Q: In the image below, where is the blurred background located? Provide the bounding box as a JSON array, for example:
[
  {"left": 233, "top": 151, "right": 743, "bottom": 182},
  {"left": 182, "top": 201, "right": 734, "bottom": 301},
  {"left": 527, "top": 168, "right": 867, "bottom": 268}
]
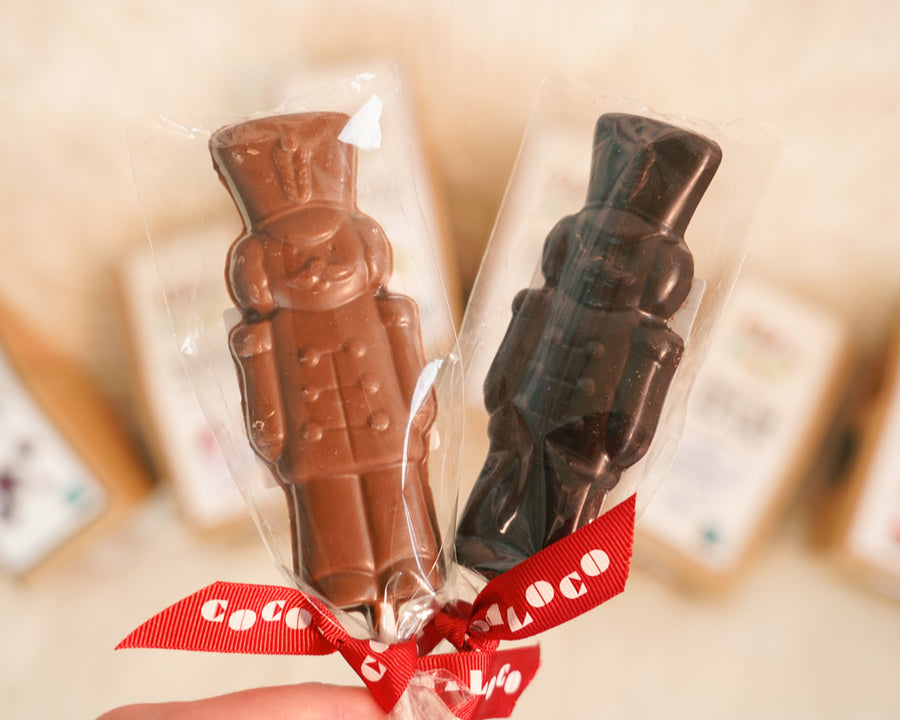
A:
[{"left": 2, "top": 1, "right": 900, "bottom": 718}]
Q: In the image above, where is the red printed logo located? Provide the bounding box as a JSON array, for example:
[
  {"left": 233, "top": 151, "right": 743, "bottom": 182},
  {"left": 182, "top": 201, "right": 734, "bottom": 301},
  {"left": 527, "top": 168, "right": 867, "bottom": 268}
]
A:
[
  {"left": 360, "top": 641, "right": 390, "bottom": 682},
  {"left": 470, "top": 548, "right": 610, "bottom": 635},
  {"left": 199, "top": 597, "right": 313, "bottom": 631},
  {"left": 467, "top": 496, "right": 633, "bottom": 642}
]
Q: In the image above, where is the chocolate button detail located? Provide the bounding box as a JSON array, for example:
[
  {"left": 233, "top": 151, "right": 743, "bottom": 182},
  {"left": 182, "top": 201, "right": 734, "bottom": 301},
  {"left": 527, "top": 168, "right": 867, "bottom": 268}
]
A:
[
  {"left": 585, "top": 341, "right": 605, "bottom": 360},
  {"left": 345, "top": 339, "right": 367, "bottom": 358},
  {"left": 300, "top": 422, "right": 323, "bottom": 443},
  {"left": 301, "top": 384, "right": 321, "bottom": 401},
  {"left": 297, "top": 347, "right": 320, "bottom": 366},
  {"left": 360, "top": 374, "right": 381, "bottom": 394}
]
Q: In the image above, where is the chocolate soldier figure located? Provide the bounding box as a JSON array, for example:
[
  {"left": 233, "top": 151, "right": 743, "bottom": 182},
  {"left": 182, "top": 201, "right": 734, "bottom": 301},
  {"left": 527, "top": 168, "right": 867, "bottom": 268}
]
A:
[
  {"left": 456, "top": 113, "right": 722, "bottom": 578},
  {"left": 210, "top": 112, "right": 443, "bottom": 635}
]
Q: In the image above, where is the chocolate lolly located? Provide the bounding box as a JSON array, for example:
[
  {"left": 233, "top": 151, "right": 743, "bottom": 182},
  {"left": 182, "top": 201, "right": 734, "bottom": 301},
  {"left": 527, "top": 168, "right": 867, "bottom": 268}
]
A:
[
  {"left": 210, "top": 113, "right": 443, "bottom": 633},
  {"left": 456, "top": 113, "right": 722, "bottom": 578}
]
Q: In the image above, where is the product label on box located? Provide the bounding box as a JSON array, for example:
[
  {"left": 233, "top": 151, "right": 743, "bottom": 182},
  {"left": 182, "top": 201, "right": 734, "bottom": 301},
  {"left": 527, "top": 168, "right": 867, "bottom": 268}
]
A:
[
  {"left": 124, "top": 241, "right": 247, "bottom": 529},
  {"left": 462, "top": 125, "right": 591, "bottom": 401},
  {"left": 846, "top": 349, "right": 900, "bottom": 576},
  {"left": 640, "top": 278, "right": 846, "bottom": 572},
  {"left": 0, "top": 347, "right": 106, "bottom": 574},
  {"left": 356, "top": 127, "right": 458, "bottom": 355}
]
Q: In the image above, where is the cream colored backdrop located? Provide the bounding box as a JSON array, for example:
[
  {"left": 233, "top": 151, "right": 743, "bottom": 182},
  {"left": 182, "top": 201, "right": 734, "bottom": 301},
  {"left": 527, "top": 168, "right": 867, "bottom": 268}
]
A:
[
  {"left": 3, "top": 0, "right": 899, "bottom": 402},
  {"left": 3, "top": 2, "right": 900, "bottom": 718}
]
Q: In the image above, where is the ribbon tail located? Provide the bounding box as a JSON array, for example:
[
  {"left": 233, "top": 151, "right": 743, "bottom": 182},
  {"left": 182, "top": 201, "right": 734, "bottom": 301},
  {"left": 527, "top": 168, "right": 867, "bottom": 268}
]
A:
[
  {"left": 339, "top": 638, "right": 418, "bottom": 712},
  {"left": 116, "top": 581, "right": 335, "bottom": 655},
  {"left": 418, "top": 644, "right": 541, "bottom": 720}
]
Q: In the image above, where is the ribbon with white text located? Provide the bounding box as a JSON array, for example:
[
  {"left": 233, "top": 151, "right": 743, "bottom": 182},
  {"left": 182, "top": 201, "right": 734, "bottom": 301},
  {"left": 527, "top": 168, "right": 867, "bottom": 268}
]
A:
[{"left": 116, "top": 494, "right": 636, "bottom": 718}]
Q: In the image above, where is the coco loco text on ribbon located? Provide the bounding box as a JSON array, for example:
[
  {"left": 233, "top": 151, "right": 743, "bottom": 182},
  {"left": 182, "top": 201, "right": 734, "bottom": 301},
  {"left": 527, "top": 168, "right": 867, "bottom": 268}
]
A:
[{"left": 116, "top": 494, "right": 636, "bottom": 719}]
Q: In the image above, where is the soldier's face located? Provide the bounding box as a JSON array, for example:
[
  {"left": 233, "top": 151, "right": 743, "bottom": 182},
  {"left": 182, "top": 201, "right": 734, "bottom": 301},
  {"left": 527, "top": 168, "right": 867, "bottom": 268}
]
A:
[{"left": 274, "top": 224, "right": 371, "bottom": 310}]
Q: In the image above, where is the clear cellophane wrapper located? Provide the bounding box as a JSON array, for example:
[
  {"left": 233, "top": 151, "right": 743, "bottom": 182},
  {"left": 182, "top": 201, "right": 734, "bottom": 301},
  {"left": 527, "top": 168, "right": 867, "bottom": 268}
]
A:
[
  {"left": 455, "top": 78, "right": 782, "bottom": 581},
  {"left": 125, "top": 69, "right": 465, "bottom": 670}
]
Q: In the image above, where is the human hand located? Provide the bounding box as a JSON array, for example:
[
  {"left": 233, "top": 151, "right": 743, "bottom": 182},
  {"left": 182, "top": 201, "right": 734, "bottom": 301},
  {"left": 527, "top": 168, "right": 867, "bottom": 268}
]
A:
[{"left": 96, "top": 682, "right": 387, "bottom": 719}]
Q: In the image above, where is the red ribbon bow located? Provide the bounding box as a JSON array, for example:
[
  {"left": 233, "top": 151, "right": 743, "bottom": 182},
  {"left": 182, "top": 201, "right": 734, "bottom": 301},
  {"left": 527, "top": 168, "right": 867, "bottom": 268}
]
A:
[{"left": 117, "top": 494, "right": 635, "bottom": 719}]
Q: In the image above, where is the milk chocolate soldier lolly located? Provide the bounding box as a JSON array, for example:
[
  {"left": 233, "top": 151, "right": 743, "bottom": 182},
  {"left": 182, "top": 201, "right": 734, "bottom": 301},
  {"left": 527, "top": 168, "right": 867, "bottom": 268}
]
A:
[
  {"left": 456, "top": 113, "right": 722, "bottom": 577},
  {"left": 210, "top": 113, "right": 443, "bottom": 634}
]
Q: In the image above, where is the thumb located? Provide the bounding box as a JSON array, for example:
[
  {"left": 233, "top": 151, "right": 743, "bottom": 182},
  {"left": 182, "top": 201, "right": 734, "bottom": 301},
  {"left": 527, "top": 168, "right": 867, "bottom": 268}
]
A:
[{"left": 96, "top": 682, "right": 388, "bottom": 720}]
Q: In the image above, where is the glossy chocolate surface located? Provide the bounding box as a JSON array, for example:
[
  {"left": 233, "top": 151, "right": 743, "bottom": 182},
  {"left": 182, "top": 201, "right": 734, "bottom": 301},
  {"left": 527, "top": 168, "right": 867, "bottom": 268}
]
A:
[
  {"left": 211, "top": 113, "right": 443, "bottom": 629},
  {"left": 456, "top": 113, "right": 722, "bottom": 577}
]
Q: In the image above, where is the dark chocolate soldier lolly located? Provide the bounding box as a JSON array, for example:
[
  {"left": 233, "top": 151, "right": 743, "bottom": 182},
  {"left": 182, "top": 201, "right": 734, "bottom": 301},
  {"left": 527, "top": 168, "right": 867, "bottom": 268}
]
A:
[
  {"left": 211, "top": 113, "right": 443, "bottom": 634},
  {"left": 456, "top": 113, "right": 722, "bottom": 578}
]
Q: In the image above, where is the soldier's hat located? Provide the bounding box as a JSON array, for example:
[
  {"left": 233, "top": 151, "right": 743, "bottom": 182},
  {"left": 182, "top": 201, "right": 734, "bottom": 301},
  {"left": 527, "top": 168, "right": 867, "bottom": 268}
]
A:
[
  {"left": 210, "top": 112, "right": 356, "bottom": 228},
  {"left": 586, "top": 113, "right": 722, "bottom": 236}
]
